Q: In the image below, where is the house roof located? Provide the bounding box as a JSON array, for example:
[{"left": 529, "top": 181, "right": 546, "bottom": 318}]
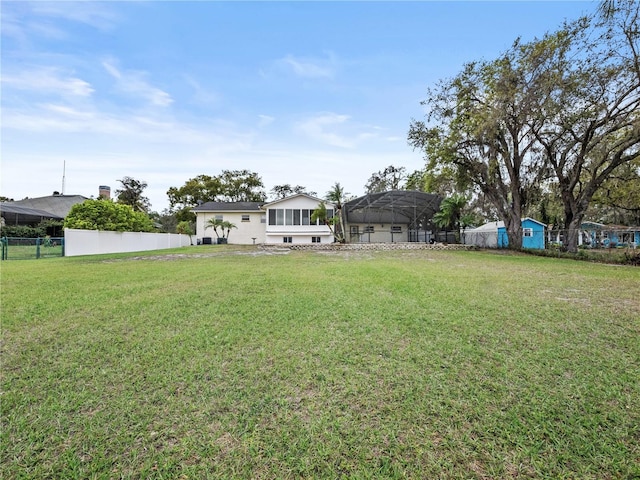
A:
[
  {"left": 11, "top": 194, "right": 88, "bottom": 218},
  {"left": 262, "top": 193, "right": 329, "bottom": 208},
  {"left": 1, "top": 203, "right": 64, "bottom": 225},
  {"left": 467, "top": 217, "right": 546, "bottom": 232},
  {"left": 192, "top": 201, "right": 264, "bottom": 212}
]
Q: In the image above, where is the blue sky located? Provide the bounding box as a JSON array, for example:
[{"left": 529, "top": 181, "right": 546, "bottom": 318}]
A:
[{"left": 2, "top": 1, "right": 596, "bottom": 212}]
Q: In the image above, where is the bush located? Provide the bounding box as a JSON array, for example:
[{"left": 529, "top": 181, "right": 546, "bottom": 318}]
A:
[{"left": 0, "top": 225, "right": 45, "bottom": 238}]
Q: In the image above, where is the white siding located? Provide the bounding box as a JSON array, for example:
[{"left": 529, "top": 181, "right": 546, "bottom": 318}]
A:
[
  {"left": 197, "top": 211, "right": 266, "bottom": 245},
  {"left": 264, "top": 195, "right": 334, "bottom": 244}
]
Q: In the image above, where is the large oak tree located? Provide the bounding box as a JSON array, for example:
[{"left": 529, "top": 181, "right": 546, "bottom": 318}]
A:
[{"left": 409, "top": 3, "right": 639, "bottom": 252}]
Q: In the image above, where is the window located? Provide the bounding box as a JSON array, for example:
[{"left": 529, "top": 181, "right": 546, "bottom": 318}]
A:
[
  {"left": 214, "top": 214, "right": 223, "bottom": 221},
  {"left": 241, "top": 214, "right": 250, "bottom": 222},
  {"left": 350, "top": 226, "right": 360, "bottom": 235},
  {"left": 364, "top": 226, "right": 375, "bottom": 233},
  {"left": 285, "top": 209, "right": 294, "bottom": 225},
  {"left": 283, "top": 236, "right": 292, "bottom": 243},
  {"left": 312, "top": 236, "right": 321, "bottom": 243},
  {"left": 390, "top": 226, "right": 402, "bottom": 233},
  {"left": 293, "top": 209, "right": 301, "bottom": 225},
  {"left": 276, "top": 209, "right": 284, "bottom": 225},
  {"left": 523, "top": 228, "right": 533, "bottom": 237},
  {"left": 268, "top": 209, "right": 276, "bottom": 225},
  {"left": 260, "top": 214, "right": 266, "bottom": 224},
  {"left": 302, "top": 209, "right": 310, "bottom": 225},
  {"left": 326, "top": 209, "right": 334, "bottom": 219}
]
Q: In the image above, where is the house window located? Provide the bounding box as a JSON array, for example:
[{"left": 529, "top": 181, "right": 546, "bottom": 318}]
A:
[
  {"left": 283, "top": 236, "right": 293, "bottom": 243},
  {"left": 523, "top": 228, "right": 533, "bottom": 237},
  {"left": 241, "top": 214, "right": 250, "bottom": 222},
  {"left": 302, "top": 209, "right": 310, "bottom": 225},
  {"left": 214, "top": 214, "right": 223, "bottom": 221},
  {"left": 350, "top": 226, "right": 359, "bottom": 235},
  {"left": 276, "top": 209, "right": 284, "bottom": 225},
  {"left": 261, "top": 214, "right": 266, "bottom": 224},
  {"left": 390, "top": 226, "right": 402, "bottom": 233},
  {"left": 364, "top": 226, "right": 375, "bottom": 233},
  {"left": 311, "top": 236, "right": 321, "bottom": 243},
  {"left": 285, "top": 209, "right": 294, "bottom": 225}
]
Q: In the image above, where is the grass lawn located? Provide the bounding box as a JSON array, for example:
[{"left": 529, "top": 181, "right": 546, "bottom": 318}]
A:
[{"left": 1, "top": 246, "right": 639, "bottom": 479}]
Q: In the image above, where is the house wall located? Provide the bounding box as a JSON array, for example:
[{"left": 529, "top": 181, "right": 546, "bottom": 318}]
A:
[
  {"left": 497, "top": 219, "right": 545, "bottom": 249},
  {"left": 347, "top": 223, "right": 409, "bottom": 243},
  {"left": 197, "top": 211, "right": 266, "bottom": 245}
]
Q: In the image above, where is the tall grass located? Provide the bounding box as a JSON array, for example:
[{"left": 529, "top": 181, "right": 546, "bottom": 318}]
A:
[{"left": 2, "top": 247, "right": 639, "bottom": 479}]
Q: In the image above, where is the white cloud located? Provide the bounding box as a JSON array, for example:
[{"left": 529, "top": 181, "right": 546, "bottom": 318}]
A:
[
  {"left": 102, "top": 58, "right": 173, "bottom": 107},
  {"left": 295, "top": 112, "right": 377, "bottom": 148},
  {"left": 184, "top": 75, "right": 220, "bottom": 107},
  {"left": 258, "top": 114, "right": 275, "bottom": 128},
  {"left": 1, "top": 67, "right": 94, "bottom": 97},
  {"left": 267, "top": 52, "right": 337, "bottom": 79},
  {"left": 29, "top": 2, "right": 120, "bottom": 31}
]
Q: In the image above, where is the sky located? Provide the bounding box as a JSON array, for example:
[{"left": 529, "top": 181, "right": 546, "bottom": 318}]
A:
[{"left": 1, "top": 0, "right": 597, "bottom": 212}]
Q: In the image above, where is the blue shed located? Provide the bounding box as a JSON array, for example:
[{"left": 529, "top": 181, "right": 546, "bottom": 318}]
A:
[
  {"left": 464, "top": 217, "right": 546, "bottom": 249},
  {"left": 497, "top": 218, "right": 546, "bottom": 249}
]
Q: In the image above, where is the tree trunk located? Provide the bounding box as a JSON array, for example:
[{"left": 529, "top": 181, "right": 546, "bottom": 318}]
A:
[
  {"left": 504, "top": 215, "right": 523, "bottom": 250},
  {"left": 565, "top": 214, "right": 586, "bottom": 253}
]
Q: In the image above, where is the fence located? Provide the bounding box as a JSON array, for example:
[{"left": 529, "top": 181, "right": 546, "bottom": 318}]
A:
[
  {"left": 64, "top": 229, "right": 192, "bottom": 257},
  {"left": 462, "top": 228, "right": 639, "bottom": 250},
  {"left": 1, "top": 237, "right": 64, "bottom": 260}
]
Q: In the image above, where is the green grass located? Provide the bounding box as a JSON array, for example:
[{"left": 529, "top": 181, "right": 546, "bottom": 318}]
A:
[{"left": 2, "top": 246, "right": 639, "bottom": 479}]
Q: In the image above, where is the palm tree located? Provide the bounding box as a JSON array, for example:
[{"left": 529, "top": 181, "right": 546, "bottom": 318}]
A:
[
  {"left": 176, "top": 220, "right": 194, "bottom": 245},
  {"left": 325, "top": 182, "right": 347, "bottom": 243},
  {"left": 205, "top": 218, "right": 224, "bottom": 239},
  {"left": 311, "top": 202, "right": 338, "bottom": 241},
  {"left": 221, "top": 221, "right": 237, "bottom": 241},
  {"left": 433, "top": 194, "right": 468, "bottom": 243}
]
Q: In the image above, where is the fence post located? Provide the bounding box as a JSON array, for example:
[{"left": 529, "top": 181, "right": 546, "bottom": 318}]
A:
[
  {"left": 1, "top": 237, "right": 6, "bottom": 261},
  {"left": 61, "top": 237, "right": 65, "bottom": 257},
  {"left": 36, "top": 237, "right": 41, "bottom": 259}
]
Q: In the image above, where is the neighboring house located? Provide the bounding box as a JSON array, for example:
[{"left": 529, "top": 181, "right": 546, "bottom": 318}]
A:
[
  {"left": 464, "top": 218, "right": 546, "bottom": 249},
  {"left": 192, "top": 194, "right": 336, "bottom": 245},
  {"left": 0, "top": 203, "right": 63, "bottom": 226},
  {"left": 10, "top": 194, "right": 88, "bottom": 219},
  {"left": 193, "top": 201, "right": 266, "bottom": 244},
  {"left": 344, "top": 191, "right": 442, "bottom": 243},
  {"left": 576, "top": 221, "right": 640, "bottom": 248}
]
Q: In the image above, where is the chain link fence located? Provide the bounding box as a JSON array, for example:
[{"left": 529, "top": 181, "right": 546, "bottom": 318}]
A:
[{"left": 1, "top": 237, "right": 65, "bottom": 260}]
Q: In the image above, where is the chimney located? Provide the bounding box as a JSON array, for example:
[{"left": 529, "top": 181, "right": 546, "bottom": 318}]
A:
[{"left": 99, "top": 185, "right": 111, "bottom": 199}]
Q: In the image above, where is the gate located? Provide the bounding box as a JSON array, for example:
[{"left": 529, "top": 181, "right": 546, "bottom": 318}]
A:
[{"left": 1, "top": 237, "right": 65, "bottom": 260}]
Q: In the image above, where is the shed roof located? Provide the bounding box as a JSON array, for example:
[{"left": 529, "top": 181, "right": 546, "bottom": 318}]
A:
[{"left": 467, "top": 217, "right": 546, "bottom": 232}]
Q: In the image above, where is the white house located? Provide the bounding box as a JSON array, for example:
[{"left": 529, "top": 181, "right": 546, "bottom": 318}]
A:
[
  {"left": 263, "top": 194, "right": 336, "bottom": 245},
  {"left": 193, "top": 201, "right": 266, "bottom": 245},
  {"left": 192, "top": 194, "right": 336, "bottom": 245}
]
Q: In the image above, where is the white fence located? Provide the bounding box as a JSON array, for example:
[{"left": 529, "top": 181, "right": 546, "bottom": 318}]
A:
[{"left": 64, "top": 228, "right": 192, "bottom": 257}]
